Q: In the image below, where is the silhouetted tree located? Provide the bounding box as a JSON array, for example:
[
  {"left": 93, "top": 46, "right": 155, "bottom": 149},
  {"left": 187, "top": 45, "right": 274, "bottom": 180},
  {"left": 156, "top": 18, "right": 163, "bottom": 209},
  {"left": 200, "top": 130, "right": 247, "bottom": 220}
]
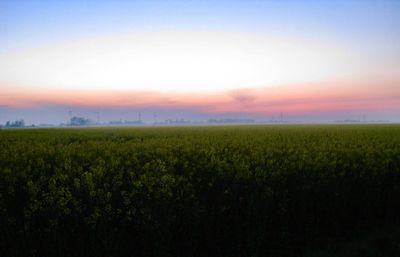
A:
[
  {"left": 69, "top": 116, "right": 91, "bottom": 126},
  {"left": 5, "top": 120, "right": 25, "bottom": 128}
]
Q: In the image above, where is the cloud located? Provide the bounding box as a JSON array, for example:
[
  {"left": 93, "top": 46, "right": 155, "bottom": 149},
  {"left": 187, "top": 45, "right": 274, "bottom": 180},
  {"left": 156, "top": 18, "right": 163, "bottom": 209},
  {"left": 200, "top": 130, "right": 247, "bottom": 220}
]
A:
[
  {"left": 0, "top": 76, "right": 399, "bottom": 117},
  {"left": 229, "top": 89, "right": 257, "bottom": 105}
]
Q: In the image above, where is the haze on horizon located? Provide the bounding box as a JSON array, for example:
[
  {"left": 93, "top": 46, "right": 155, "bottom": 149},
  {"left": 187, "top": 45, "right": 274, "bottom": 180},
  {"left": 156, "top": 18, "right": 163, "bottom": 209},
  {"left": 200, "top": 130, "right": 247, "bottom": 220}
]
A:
[{"left": 0, "top": 0, "right": 399, "bottom": 125}]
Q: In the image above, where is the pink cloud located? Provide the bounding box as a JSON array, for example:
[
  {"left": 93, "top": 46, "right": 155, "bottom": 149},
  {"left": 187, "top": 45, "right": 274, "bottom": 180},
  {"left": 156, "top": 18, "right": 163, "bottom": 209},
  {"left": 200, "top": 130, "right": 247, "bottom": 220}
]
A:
[{"left": 1, "top": 77, "right": 399, "bottom": 116}]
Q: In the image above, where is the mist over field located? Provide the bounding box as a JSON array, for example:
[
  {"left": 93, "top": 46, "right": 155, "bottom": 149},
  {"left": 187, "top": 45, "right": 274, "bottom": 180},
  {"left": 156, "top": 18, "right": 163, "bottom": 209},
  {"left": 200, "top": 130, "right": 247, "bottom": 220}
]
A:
[{"left": 1, "top": 104, "right": 398, "bottom": 126}]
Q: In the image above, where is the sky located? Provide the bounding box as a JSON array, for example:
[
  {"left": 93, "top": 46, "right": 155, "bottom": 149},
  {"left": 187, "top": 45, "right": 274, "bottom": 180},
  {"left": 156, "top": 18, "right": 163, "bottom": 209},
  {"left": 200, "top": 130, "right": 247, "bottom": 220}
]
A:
[{"left": 0, "top": 0, "right": 399, "bottom": 124}]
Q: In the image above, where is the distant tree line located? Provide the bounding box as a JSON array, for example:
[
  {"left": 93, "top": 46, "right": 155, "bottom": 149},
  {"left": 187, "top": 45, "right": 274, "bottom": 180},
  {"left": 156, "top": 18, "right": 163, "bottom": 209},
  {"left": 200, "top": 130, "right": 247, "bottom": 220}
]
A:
[
  {"left": 207, "top": 118, "right": 255, "bottom": 123},
  {"left": 69, "top": 116, "right": 92, "bottom": 126},
  {"left": 3, "top": 120, "right": 25, "bottom": 128}
]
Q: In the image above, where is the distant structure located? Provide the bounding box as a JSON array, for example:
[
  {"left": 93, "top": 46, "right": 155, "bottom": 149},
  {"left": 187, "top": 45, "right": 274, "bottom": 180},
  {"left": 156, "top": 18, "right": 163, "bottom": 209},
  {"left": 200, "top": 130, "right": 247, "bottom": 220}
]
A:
[
  {"left": 109, "top": 119, "right": 143, "bottom": 125},
  {"left": 207, "top": 118, "right": 255, "bottom": 124},
  {"left": 165, "top": 119, "right": 191, "bottom": 125}
]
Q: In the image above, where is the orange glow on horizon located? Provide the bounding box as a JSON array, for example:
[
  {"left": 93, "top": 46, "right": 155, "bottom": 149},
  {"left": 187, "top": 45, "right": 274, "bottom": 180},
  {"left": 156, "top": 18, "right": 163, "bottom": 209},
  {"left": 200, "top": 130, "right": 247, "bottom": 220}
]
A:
[{"left": 1, "top": 78, "right": 399, "bottom": 115}]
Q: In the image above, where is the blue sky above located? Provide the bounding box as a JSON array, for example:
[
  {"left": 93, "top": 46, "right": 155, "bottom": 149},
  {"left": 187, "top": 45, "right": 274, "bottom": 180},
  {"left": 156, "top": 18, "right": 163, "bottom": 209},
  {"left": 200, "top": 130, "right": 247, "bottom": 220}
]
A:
[{"left": 1, "top": 0, "right": 399, "bottom": 52}]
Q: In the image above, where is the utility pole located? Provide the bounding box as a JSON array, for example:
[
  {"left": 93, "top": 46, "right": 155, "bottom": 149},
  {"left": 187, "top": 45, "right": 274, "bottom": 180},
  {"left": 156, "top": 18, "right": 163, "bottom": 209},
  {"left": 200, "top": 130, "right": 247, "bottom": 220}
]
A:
[
  {"left": 96, "top": 111, "right": 100, "bottom": 124},
  {"left": 68, "top": 108, "right": 72, "bottom": 124},
  {"left": 280, "top": 112, "right": 283, "bottom": 123}
]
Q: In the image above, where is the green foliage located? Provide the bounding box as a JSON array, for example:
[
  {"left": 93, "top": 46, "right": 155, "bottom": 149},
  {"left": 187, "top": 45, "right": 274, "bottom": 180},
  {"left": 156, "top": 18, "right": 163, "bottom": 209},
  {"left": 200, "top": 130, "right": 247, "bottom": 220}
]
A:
[
  {"left": 69, "top": 116, "right": 91, "bottom": 126},
  {"left": 5, "top": 119, "right": 25, "bottom": 128},
  {"left": 0, "top": 125, "right": 399, "bottom": 257}
]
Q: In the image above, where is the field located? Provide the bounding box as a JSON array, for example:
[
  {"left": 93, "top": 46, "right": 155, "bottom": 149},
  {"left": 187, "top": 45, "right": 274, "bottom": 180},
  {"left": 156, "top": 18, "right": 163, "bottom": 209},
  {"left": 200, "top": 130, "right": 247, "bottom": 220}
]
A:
[{"left": 1, "top": 125, "right": 400, "bottom": 257}]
